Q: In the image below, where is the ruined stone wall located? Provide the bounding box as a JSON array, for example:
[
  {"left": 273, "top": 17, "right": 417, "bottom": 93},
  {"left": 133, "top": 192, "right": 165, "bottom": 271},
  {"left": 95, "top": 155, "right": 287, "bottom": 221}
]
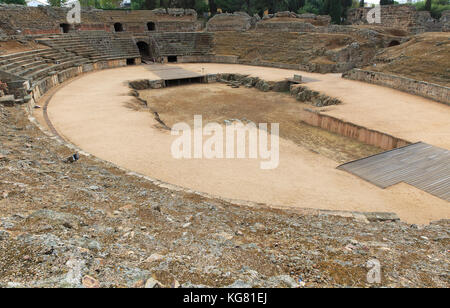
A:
[
  {"left": 206, "top": 12, "right": 255, "bottom": 31},
  {"left": 270, "top": 12, "right": 330, "bottom": 25},
  {"left": 0, "top": 4, "right": 197, "bottom": 36},
  {"left": 149, "top": 32, "right": 213, "bottom": 57},
  {"left": 347, "top": 5, "right": 441, "bottom": 33},
  {"left": 299, "top": 109, "right": 411, "bottom": 151},
  {"left": 207, "top": 11, "right": 330, "bottom": 32},
  {"left": 212, "top": 31, "right": 380, "bottom": 74},
  {"left": 343, "top": 69, "right": 450, "bottom": 105},
  {"left": 29, "top": 59, "right": 126, "bottom": 111},
  {"left": 256, "top": 20, "right": 317, "bottom": 32},
  {"left": 441, "top": 10, "right": 450, "bottom": 32}
]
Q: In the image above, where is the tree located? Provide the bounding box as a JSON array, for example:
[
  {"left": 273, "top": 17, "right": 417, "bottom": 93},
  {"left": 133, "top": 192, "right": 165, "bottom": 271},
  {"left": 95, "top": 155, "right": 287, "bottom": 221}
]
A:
[
  {"left": 209, "top": 0, "right": 217, "bottom": 15},
  {"left": 359, "top": 0, "right": 364, "bottom": 7},
  {"left": 380, "top": 0, "right": 394, "bottom": 5},
  {"left": 299, "top": 0, "right": 326, "bottom": 15},
  {"left": 330, "top": 0, "right": 342, "bottom": 23},
  {"left": 341, "top": 0, "right": 352, "bottom": 19},
  {"left": 425, "top": 0, "right": 432, "bottom": 11},
  {"left": 143, "top": 0, "right": 157, "bottom": 9},
  {"left": 0, "top": 0, "right": 26, "bottom": 4}
]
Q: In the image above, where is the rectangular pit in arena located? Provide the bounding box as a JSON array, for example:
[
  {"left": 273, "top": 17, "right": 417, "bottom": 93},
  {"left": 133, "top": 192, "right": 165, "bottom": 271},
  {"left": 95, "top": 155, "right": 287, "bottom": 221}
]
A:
[{"left": 144, "top": 65, "right": 213, "bottom": 87}]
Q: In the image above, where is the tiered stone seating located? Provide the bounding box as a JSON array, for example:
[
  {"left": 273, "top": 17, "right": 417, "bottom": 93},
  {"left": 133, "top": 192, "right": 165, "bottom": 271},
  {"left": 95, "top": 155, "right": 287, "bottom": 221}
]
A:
[
  {"left": 37, "top": 32, "right": 140, "bottom": 62},
  {"left": 80, "top": 32, "right": 140, "bottom": 60},
  {"left": 152, "top": 32, "right": 213, "bottom": 56},
  {"left": 0, "top": 48, "right": 89, "bottom": 82},
  {"left": 37, "top": 35, "right": 107, "bottom": 61}
]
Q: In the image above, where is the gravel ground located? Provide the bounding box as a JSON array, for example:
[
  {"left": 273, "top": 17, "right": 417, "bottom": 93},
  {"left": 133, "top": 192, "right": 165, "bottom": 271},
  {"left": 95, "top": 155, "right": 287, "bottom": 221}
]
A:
[{"left": 0, "top": 104, "right": 448, "bottom": 288}]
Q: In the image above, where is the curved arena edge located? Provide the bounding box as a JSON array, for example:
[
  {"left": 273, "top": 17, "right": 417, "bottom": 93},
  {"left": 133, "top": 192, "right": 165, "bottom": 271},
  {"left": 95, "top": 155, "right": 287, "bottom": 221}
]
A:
[{"left": 19, "top": 60, "right": 450, "bottom": 225}]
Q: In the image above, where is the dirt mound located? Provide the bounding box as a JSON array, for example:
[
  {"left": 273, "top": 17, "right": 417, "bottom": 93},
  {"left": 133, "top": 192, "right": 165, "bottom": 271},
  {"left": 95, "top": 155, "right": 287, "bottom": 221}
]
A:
[
  {"left": 367, "top": 32, "right": 450, "bottom": 86},
  {"left": 0, "top": 40, "right": 48, "bottom": 56}
]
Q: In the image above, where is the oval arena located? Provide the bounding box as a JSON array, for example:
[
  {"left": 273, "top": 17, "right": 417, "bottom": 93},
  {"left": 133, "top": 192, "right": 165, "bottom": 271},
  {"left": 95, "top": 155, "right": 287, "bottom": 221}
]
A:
[{"left": 0, "top": 4, "right": 449, "bottom": 288}]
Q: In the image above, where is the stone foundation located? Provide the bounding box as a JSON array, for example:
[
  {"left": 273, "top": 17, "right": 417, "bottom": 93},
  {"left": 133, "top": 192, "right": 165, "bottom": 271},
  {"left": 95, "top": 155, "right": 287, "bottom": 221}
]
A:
[
  {"left": 347, "top": 4, "right": 445, "bottom": 33},
  {"left": 299, "top": 109, "right": 411, "bottom": 151},
  {"left": 0, "top": 5, "right": 198, "bottom": 36},
  {"left": 291, "top": 85, "right": 341, "bottom": 107},
  {"left": 177, "top": 55, "right": 239, "bottom": 64},
  {"left": 27, "top": 59, "right": 127, "bottom": 113},
  {"left": 343, "top": 69, "right": 450, "bottom": 105},
  {"left": 216, "top": 73, "right": 291, "bottom": 93},
  {"left": 206, "top": 12, "right": 254, "bottom": 32}
]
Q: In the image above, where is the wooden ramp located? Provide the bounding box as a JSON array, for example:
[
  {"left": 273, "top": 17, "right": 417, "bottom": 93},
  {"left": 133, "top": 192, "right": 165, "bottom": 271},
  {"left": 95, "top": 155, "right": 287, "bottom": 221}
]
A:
[
  {"left": 338, "top": 142, "right": 450, "bottom": 202},
  {"left": 145, "top": 64, "right": 203, "bottom": 80}
]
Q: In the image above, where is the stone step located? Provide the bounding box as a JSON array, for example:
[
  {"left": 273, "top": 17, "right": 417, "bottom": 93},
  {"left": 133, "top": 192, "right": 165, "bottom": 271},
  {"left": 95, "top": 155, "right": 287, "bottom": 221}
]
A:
[{"left": 16, "top": 63, "right": 50, "bottom": 76}]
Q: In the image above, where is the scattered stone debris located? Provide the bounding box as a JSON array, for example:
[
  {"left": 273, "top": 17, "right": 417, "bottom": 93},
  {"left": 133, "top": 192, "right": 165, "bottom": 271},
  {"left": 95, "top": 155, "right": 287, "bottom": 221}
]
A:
[
  {"left": 0, "top": 104, "right": 448, "bottom": 288},
  {"left": 291, "top": 84, "right": 342, "bottom": 107},
  {"left": 64, "top": 153, "right": 80, "bottom": 163}
]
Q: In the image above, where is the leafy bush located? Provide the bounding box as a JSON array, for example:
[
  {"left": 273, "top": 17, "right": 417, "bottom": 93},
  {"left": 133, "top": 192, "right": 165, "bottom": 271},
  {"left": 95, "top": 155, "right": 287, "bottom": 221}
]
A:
[
  {"left": 0, "top": 0, "right": 27, "bottom": 4},
  {"left": 412, "top": 0, "right": 450, "bottom": 19}
]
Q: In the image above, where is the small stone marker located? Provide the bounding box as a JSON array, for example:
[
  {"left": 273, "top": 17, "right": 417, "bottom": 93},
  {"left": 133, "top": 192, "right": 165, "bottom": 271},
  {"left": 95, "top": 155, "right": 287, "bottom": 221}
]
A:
[{"left": 293, "top": 74, "right": 302, "bottom": 82}]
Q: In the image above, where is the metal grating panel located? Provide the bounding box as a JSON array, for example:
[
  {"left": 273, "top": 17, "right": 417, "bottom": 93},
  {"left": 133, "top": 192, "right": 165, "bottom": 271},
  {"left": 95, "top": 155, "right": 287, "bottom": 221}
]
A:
[{"left": 338, "top": 142, "right": 450, "bottom": 202}]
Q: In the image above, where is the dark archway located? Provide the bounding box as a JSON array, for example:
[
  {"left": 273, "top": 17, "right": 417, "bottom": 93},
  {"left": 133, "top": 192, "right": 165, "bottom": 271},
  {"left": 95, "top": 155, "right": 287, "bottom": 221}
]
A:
[
  {"left": 147, "top": 22, "right": 156, "bottom": 31},
  {"left": 168, "top": 56, "right": 178, "bottom": 63},
  {"left": 137, "top": 41, "right": 150, "bottom": 58},
  {"left": 60, "top": 23, "right": 70, "bottom": 33},
  {"left": 114, "top": 23, "right": 124, "bottom": 32},
  {"left": 388, "top": 40, "right": 400, "bottom": 47}
]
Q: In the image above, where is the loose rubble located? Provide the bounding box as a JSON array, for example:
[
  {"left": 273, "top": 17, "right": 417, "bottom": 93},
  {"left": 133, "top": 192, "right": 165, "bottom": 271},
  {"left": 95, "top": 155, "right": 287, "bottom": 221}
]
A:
[{"left": 0, "top": 104, "right": 448, "bottom": 288}]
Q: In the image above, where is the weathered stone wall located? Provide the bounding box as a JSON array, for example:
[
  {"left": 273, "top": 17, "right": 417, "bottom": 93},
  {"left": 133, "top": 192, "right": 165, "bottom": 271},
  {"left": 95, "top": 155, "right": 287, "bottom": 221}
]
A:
[
  {"left": 291, "top": 84, "right": 342, "bottom": 107},
  {"left": 258, "top": 12, "right": 331, "bottom": 29},
  {"left": 178, "top": 55, "right": 239, "bottom": 64},
  {"left": 347, "top": 4, "right": 442, "bottom": 33},
  {"left": 28, "top": 59, "right": 126, "bottom": 113},
  {"left": 299, "top": 109, "right": 411, "bottom": 151},
  {"left": 0, "top": 70, "right": 27, "bottom": 98},
  {"left": 441, "top": 10, "right": 450, "bottom": 32},
  {"left": 212, "top": 31, "right": 381, "bottom": 74},
  {"left": 216, "top": 73, "right": 291, "bottom": 92},
  {"left": 149, "top": 32, "right": 213, "bottom": 57},
  {"left": 0, "top": 4, "right": 197, "bottom": 36},
  {"left": 256, "top": 21, "right": 317, "bottom": 32},
  {"left": 206, "top": 12, "right": 254, "bottom": 31},
  {"left": 343, "top": 69, "right": 450, "bottom": 105}
]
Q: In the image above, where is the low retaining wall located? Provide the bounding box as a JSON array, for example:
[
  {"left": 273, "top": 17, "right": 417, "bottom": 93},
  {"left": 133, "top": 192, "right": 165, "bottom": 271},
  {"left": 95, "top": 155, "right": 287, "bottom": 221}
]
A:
[
  {"left": 178, "top": 55, "right": 239, "bottom": 64},
  {"left": 28, "top": 59, "right": 128, "bottom": 113},
  {"left": 178, "top": 55, "right": 348, "bottom": 74},
  {"left": 216, "top": 73, "right": 292, "bottom": 92},
  {"left": 343, "top": 69, "right": 450, "bottom": 105},
  {"left": 291, "top": 84, "right": 341, "bottom": 107},
  {"left": 299, "top": 109, "right": 410, "bottom": 150}
]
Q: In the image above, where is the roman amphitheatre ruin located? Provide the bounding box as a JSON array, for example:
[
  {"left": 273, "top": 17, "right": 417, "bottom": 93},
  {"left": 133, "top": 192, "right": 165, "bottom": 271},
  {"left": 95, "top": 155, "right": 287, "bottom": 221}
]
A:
[{"left": 0, "top": 4, "right": 449, "bottom": 288}]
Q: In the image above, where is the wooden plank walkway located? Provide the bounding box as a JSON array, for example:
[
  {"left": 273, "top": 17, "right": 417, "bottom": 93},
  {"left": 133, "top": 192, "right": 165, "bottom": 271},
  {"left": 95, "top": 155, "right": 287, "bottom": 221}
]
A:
[
  {"left": 338, "top": 142, "right": 450, "bottom": 202},
  {"left": 145, "top": 64, "right": 203, "bottom": 80}
]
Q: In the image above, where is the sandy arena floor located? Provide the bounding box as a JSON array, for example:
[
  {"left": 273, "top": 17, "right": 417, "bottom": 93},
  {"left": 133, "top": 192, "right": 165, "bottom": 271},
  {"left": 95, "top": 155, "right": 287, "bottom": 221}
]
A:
[
  {"left": 137, "top": 83, "right": 382, "bottom": 163},
  {"left": 38, "top": 64, "right": 450, "bottom": 224}
]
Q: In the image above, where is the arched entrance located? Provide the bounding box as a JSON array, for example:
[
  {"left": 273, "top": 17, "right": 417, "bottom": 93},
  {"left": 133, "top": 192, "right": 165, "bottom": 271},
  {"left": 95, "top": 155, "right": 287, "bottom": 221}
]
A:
[
  {"left": 60, "top": 23, "right": 70, "bottom": 33},
  {"left": 137, "top": 41, "right": 151, "bottom": 61},
  {"left": 114, "top": 23, "right": 124, "bottom": 32},
  {"left": 147, "top": 22, "right": 156, "bottom": 31}
]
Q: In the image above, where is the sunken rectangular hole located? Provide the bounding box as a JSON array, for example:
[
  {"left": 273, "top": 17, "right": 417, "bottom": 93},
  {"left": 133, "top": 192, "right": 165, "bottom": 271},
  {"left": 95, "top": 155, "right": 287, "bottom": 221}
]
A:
[
  {"left": 165, "top": 77, "right": 204, "bottom": 87},
  {"left": 127, "top": 58, "right": 136, "bottom": 65},
  {"left": 167, "top": 56, "right": 178, "bottom": 63}
]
